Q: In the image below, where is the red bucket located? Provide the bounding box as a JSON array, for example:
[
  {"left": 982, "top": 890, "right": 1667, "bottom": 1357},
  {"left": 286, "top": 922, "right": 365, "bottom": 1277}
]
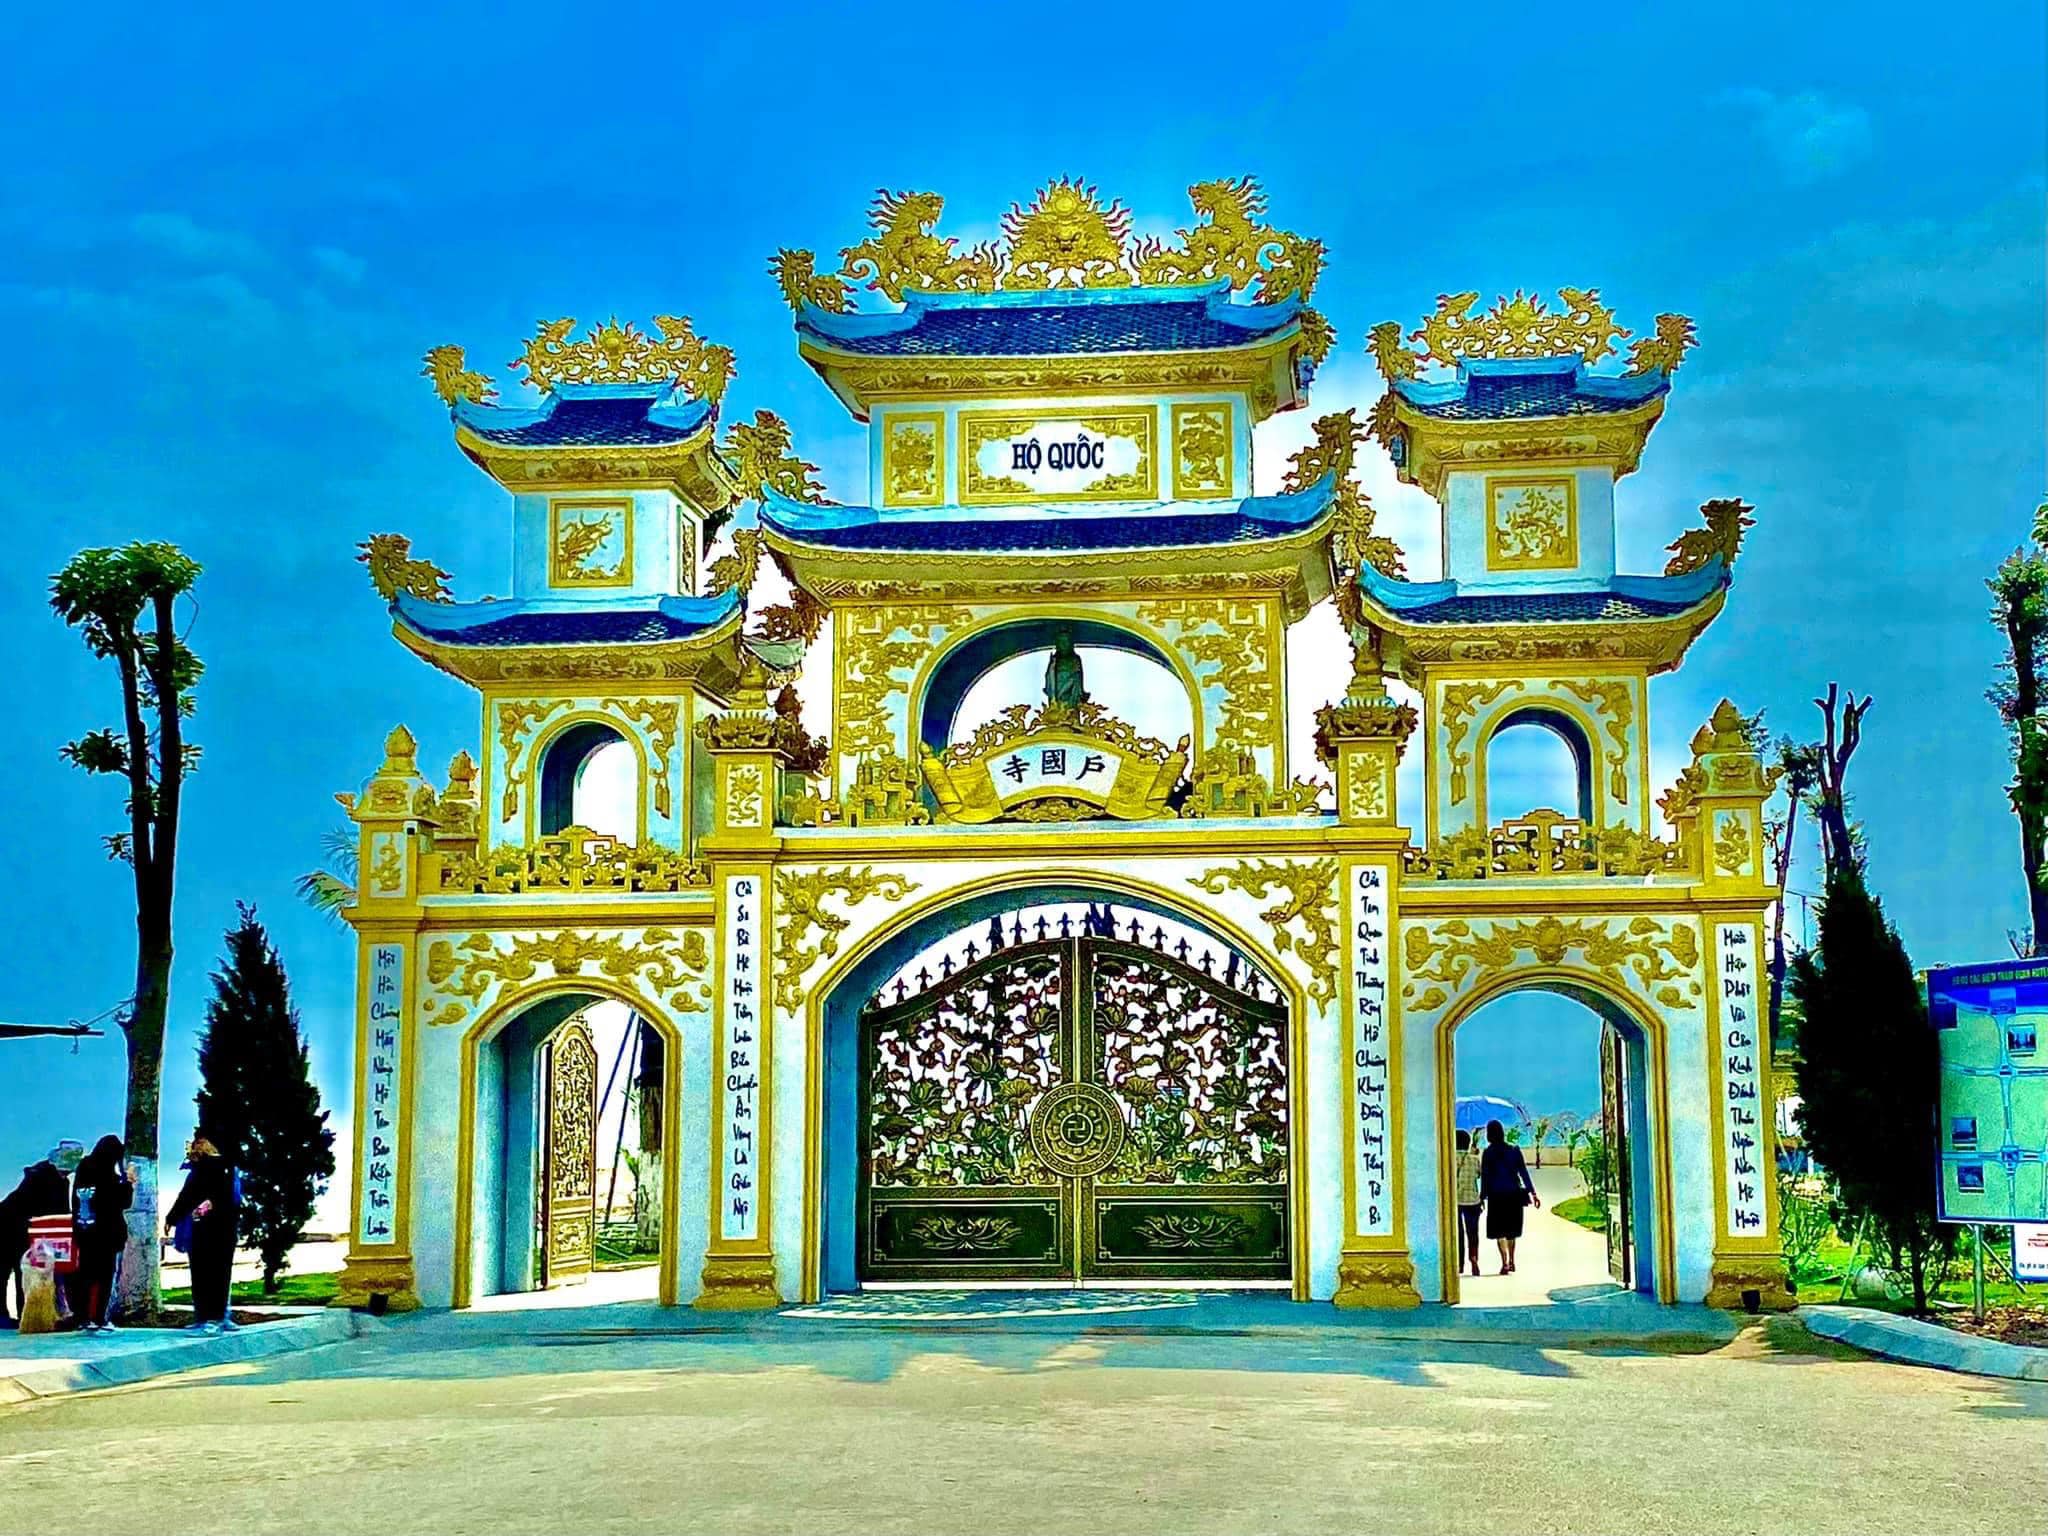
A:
[{"left": 25, "top": 1214, "right": 77, "bottom": 1273}]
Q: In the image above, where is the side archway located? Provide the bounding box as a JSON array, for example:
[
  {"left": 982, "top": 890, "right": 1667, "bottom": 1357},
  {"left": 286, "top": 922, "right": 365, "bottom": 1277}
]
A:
[
  {"left": 453, "top": 977, "right": 685, "bottom": 1308},
  {"left": 801, "top": 869, "right": 1312, "bottom": 1302},
  {"left": 1433, "top": 967, "right": 1676, "bottom": 1304},
  {"left": 531, "top": 716, "right": 647, "bottom": 842}
]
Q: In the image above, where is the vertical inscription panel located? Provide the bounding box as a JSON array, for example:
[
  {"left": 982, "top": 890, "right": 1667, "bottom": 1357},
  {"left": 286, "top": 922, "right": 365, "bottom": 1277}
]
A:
[
  {"left": 1714, "top": 922, "right": 1767, "bottom": 1237},
  {"left": 357, "top": 943, "right": 404, "bottom": 1246},
  {"left": 1349, "top": 864, "right": 1393, "bottom": 1237},
  {"left": 720, "top": 875, "right": 763, "bottom": 1243}
]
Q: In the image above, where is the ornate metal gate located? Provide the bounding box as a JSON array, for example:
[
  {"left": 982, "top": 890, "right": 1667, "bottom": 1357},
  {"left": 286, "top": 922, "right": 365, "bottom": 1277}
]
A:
[
  {"left": 1600, "top": 1021, "right": 1633, "bottom": 1288},
  {"left": 858, "top": 917, "right": 1290, "bottom": 1283},
  {"left": 538, "top": 1017, "right": 599, "bottom": 1288}
]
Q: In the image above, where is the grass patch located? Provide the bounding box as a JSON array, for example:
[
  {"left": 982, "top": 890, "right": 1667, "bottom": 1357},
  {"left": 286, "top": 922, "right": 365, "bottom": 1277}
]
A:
[
  {"left": 1551, "top": 1195, "right": 1610, "bottom": 1233},
  {"left": 161, "top": 1270, "right": 341, "bottom": 1308}
]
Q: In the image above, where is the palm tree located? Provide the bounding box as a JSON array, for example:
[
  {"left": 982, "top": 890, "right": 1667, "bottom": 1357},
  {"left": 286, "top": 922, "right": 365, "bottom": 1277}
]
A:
[{"left": 295, "top": 828, "right": 357, "bottom": 922}]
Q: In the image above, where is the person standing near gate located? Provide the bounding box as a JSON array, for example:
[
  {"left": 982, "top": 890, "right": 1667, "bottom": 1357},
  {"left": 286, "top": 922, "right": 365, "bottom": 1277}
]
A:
[
  {"left": 1453, "top": 1129, "right": 1484, "bottom": 1278},
  {"left": 164, "top": 1134, "right": 240, "bottom": 1333},
  {"left": 69, "top": 1136, "right": 133, "bottom": 1332},
  {"left": 1479, "top": 1119, "right": 1539, "bottom": 1275}
]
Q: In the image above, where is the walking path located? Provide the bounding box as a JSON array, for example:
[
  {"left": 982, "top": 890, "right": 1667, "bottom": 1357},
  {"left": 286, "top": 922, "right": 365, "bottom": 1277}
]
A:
[
  {"left": 0, "top": 1311, "right": 369, "bottom": 1403},
  {"left": 1456, "top": 1163, "right": 1620, "bottom": 1306}
]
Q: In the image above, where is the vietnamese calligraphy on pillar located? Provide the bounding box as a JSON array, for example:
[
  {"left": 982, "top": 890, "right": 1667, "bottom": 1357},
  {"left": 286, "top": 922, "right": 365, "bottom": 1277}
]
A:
[
  {"left": 357, "top": 943, "right": 404, "bottom": 1246},
  {"left": 1350, "top": 864, "right": 1393, "bottom": 1237},
  {"left": 720, "top": 875, "right": 762, "bottom": 1243},
  {"left": 1715, "top": 923, "right": 1767, "bottom": 1236}
]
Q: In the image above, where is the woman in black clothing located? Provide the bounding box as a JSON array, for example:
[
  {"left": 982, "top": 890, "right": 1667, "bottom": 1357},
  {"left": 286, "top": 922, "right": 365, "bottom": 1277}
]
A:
[
  {"left": 1478, "top": 1118, "right": 1540, "bottom": 1275},
  {"left": 164, "top": 1134, "right": 240, "bottom": 1332},
  {"left": 69, "top": 1136, "right": 134, "bottom": 1332}
]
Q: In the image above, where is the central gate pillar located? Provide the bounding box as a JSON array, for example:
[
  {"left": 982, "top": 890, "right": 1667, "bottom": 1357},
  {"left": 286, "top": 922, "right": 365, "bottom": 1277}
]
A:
[
  {"left": 1321, "top": 690, "right": 1423, "bottom": 1307},
  {"left": 696, "top": 681, "right": 793, "bottom": 1309}
]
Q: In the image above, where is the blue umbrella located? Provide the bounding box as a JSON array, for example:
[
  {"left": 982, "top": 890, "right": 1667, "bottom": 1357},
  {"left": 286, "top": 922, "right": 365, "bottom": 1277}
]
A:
[{"left": 1454, "top": 1095, "right": 1529, "bottom": 1133}]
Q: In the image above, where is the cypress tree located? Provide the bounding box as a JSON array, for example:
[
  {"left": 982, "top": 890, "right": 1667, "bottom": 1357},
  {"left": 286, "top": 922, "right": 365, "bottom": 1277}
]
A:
[
  {"left": 195, "top": 905, "right": 337, "bottom": 1292},
  {"left": 1790, "top": 871, "right": 1954, "bottom": 1311}
]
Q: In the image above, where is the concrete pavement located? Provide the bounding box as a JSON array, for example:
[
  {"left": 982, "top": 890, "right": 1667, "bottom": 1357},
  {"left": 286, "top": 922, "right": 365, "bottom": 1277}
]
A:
[
  {"left": 0, "top": 1311, "right": 369, "bottom": 1403},
  {"left": 1, "top": 1302, "right": 2042, "bottom": 1534}
]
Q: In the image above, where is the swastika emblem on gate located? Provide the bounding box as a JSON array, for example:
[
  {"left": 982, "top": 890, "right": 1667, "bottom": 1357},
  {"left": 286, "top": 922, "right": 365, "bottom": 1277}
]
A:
[{"left": 1028, "top": 1081, "right": 1128, "bottom": 1178}]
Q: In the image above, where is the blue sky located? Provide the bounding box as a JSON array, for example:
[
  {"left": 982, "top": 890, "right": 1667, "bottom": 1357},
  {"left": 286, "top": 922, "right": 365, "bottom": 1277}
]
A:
[{"left": 3, "top": 3, "right": 2043, "bottom": 1193}]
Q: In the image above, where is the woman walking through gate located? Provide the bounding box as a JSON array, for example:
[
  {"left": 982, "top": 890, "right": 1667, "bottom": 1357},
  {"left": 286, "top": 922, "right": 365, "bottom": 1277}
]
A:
[
  {"left": 1479, "top": 1119, "right": 1539, "bottom": 1275},
  {"left": 1453, "top": 1129, "right": 1483, "bottom": 1278},
  {"left": 165, "top": 1135, "right": 240, "bottom": 1332},
  {"left": 69, "top": 1136, "right": 133, "bottom": 1332}
]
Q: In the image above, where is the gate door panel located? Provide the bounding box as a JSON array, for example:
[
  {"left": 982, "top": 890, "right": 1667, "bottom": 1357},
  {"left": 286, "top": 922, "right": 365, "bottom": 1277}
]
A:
[
  {"left": 539, "top": 1017, "right": 599, "bottom": 1288},
  {"left": 1600, "top": 1022, "right": 1633, "bottom": 1288},
  {"left": 860, "top": 943, "right": 1069, "bottom": 1279},
  {"left": 858, "top": 924, "right": 1290, "bottom": 1284}
]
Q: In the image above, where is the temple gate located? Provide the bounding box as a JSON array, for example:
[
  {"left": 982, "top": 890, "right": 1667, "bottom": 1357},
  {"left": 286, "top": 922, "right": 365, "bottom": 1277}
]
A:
[{"left": 334, "top": 178, "right": 1791, "bottom": 1314}]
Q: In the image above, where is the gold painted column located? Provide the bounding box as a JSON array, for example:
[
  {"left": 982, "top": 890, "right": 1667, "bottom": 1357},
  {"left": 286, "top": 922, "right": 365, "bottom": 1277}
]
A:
[
  {"left": 1320, "top": 687, "right": 1424, "bottom": 1307},
  {"left": 335, "top": 726, "right": 434, "bottom": 1312},
  {"left": 696, "top": 674, "right": 792, "bottom": 1309},
  {"left": 1688, "top": 701, "right": 1794, "bottom": 1311}
]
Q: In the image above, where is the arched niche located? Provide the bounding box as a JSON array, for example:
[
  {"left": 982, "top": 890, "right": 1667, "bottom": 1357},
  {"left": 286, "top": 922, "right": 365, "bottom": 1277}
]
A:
[
  {"left": 535, "top": 719, "right": 638, "bottom": 841},
  {"left": 1480, "top": 705, "right": 1595, "bottom": 826},
  {"left": 914, "top": 614, "right": 1200, "bottom": 756}
]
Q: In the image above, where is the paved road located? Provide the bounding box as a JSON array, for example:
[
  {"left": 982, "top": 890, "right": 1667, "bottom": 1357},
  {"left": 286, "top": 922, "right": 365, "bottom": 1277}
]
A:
[{"left": 1, "top": 1310, "right": 2040, "bottom": 1535}]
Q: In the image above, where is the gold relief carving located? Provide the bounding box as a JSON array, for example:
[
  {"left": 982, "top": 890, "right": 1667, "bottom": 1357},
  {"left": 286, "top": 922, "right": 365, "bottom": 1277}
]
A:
[
  {"left": 1001, "top": 179, "right": 1133, "bottom": 290},
  {"left": 1285, "top": 409, "right": 1405, "bottom": 579},
  {"left": 926, "top": 701, "right": 1188, "bottom": 824},
  {"left": 1006, "top": 797, "right": 1100, "bottom": 824},
  {"left": 772, "top": 867, "right": 919, "bottom": 1013},
  {"left": 775, "top": 179, "right": 1327, "bottom": 358},
  {"left": 1401, "top": 915, "right": 1701, "bottom": 1012},
  {"left": 1371, "top": 289, "right": 1697, "bottom": 380},
  {"left": 728, "top": 764, "right": 765, "bottom": 828},
  {"left": 1345, "top": 757, "right": 1389, "bottom": 821},
  {"left": 422, "top": 345, "right": 497, "bottom": 406},
  {"left": 509, "top": 315, "right": 734, "bottom": 401},
  {"left": 696, "top": 1255, "right": 781, "bottom": 1310},
  {"left": 1441, "top": 681, "right": 1516, "bottom": 805},
  {"left": 603, "top": 698, "right": 679, "bottom": 818},
  {"left": 1171, "top": 403, "right": 1232, "bottom": 499},
  {"left": 1713, "top": 813, "right": 1752, "bottom": 876},
  {"left": 1333, "top": 1252, "right": 1422, "bottom": 1309},
  {"left": 936, "top": 699, "right": 1182, "bottom": 770},
  {"left": 958, "top": 410, "right": 1156, "bottom": 504},
  {"left": 1191, "top": 858, "right": 1340, "bottom": 1009},
  {"left": 496, "top": 699, "right": 572, "bottom": 821},
  {"left": 550, "top": 499, "right": 632, "bottom": 587},
  {"left": 436, "top": 828, "right": 708, "bottom": 894},
  {"left": 1664, "top": 498, "right": 1757, "bottom": 576},
  {"left": 435, "top": 751, "right": 479, "bottom": 846},
  {"left": 1313, "top": 698, "right": 1418, "bottom": 765},
  {"left": 426, "top": 645, "right": 717, "bottom": 685},
  {"left": 835, "top": 603, "right": 971, "bottom": 762},
  {"left": 883, "top": 414, "right": 943, "bottom": 505},
  {"left": 1486, "top": 478, "right": 1577, "bottom": 570},
  {"left": 1135, "top": 598, "right": 1275, "bottom": 755},
  {"left": 724, "top": 409, "right": 825, "bottom": 506},
  {"left": 369, "top": 837, "right": 403, "bottom": 894},
  {"left": 1554, "top": 680, "right": 1634, "bottom": 805},
  {"left": 840, "top": 751, "right": 931, "bottom": 827},
  {"left": 1401, "top": 812, "right": 1690, "bottom": 882},
  {"left": 1705, "top": 1258, "right": 1795, "bottom": 1312},
  {"left": 422, "top": 927, "right": 711, "bottom": 1027},
  {"left": 358, "top": 534, "right": 452, "bottom": 604}
]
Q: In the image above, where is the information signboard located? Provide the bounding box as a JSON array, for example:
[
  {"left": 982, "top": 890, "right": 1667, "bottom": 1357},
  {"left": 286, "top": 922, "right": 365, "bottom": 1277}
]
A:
[{"left": 1930, "top": 959, "right": 2048, "bottom": 1225}]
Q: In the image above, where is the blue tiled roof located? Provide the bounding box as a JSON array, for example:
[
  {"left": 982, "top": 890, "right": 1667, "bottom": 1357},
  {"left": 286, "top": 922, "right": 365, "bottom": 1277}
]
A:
[
  {"left": 1392, "top": 357, "right": 1668, "bottom": 422},
  {"left": 454, "top": 385, "right": 715, "bottom": 448},
  {"left": 393, "top": 590, "right": 740, "bottom": 647},
  {"left": 797, "top": 282, "right": 1301, "bottom": 357},
  {"left": 758, "top": 477, "right": 1336, "bottom": 555},
  {"left": 1355, "top": 561, "right": 1726, "bottom": 625}
]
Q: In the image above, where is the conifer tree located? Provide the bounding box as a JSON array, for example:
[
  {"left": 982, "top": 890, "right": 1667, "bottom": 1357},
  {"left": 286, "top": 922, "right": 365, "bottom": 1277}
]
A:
[
  {"left": 195, "top": 905, "right": 336, "bottom": 1292},
  {"left": 1790, "top": 872, "right": 1953, "bottom": 1311}
]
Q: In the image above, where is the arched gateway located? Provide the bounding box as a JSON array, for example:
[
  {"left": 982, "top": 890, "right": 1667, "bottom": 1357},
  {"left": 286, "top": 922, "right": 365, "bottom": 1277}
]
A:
[{"left": 333, "top": 179, "right": 1790, "bottom": 1315}]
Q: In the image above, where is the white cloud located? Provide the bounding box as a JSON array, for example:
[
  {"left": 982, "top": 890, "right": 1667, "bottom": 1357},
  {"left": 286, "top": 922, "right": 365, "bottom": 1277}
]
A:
[
  {"left": 311, "top": 245, "right": 368, "bottom": 286},
  {"left": 128, "top": 211, "right": 270, "bottom": 269},
  {"left": 1718, "top": 87, "right": 1874, "bottom": 184}
]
